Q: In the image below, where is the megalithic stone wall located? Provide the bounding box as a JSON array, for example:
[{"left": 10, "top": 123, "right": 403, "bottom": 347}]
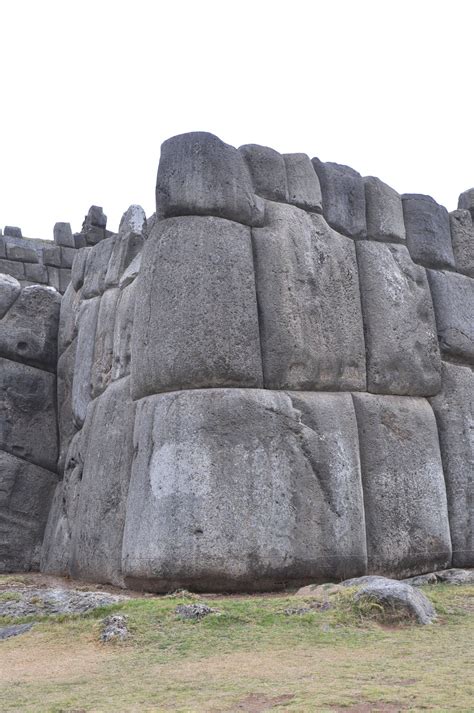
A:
[{"left": 2, "top": 131, "right": 473, "bottom": 588}]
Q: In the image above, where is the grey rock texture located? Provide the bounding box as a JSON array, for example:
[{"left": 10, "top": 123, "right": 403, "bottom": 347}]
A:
[
  {"left": 112, "top": 281, "right": 136, "bottom": 381},
  {"left": 71, "top": 247, "right": 91, "bottom": 291},
  {"left": 131, "top": 216, "right": 263, "bottom": 399},
  {"left": 312, "top": 158, "right": 367, "bottom": 239},
  {"left": 101, "top": 614, "right": 128, "bottom": 641},
  {"left": 239, "top": 144, "right": 289, "bottom": 202},
  {"left": 53, "top": 222, "right": 74, "bottom": 248},
  {"left": 364, "top": 176, "right": 406, "bottom": 243},
  {"left": 0, "top": 285, "right": 60, "bottom": 371},
  {"left": 430, "top": 363, "right": 474, "bottom": 567},
  {"left": 91, "top": 287, "right": 119, "bottom": 398},
  {"left": 450, "top": 209, "right": 474, "bottom": 278},
  {"left": 0, "top": 450, "right": 57, "bottom": 572},
  {"left": 283, "top": 153, "right": 322, "bottom": 213},
  {"left": 0, "top": 623, "right": 34, "bottom": 640},
  {"left": 122, "top": 388, "right": 367, "bottom": 592},
  {"left": 4, "top": 226, "right": 22, "bottom": 238},
  {"left": 57, "top": 341, "right": 77, "bottom": 473},
  {"left": 458, "top": 187, "right": 474, "bottom": 218},
  {"left": 70, "top": 378, "right": 135, "bottom": 586},
  {"left": 156, "top": 132, "right": 265, "bottom": 226},
  {"left": 105, "top": 205, "right": 145, "bottom": 288},
  {"left": 354, "top": 578, "right": 436, "bottom": 624},
  {"left": 427, "top": 269, "right": 474, "bottom": 365},
  {"left": 0, "top": 587, "right": 126, "bottom": 618},
  {"left": 356, "top": 241, "right": 441, "bottom": 395},
  {"left": 0, "top": 274, "right": 21, "bottom": 319},
  {"left": 253, "top": 202, "right": 366, "bottom": 391},
  {"left": 81, "top": 237, "right": 116, "bottom": 299},
  {"left": 352, "top": 393, "right": 452, "bottom": 577},
  {"left": 402, "top": 194, "right": 455, "bottom": 269},
  {"left": 0, "top": 357, "right": 57, "bottom": 471},
  {"left": 71, "top": 296, "right": 100, "bottom": 426}
]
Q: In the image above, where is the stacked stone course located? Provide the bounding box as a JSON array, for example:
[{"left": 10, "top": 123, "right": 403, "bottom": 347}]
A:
[{"left": 1, "top": 131, "right": 473, "bottom": 591}]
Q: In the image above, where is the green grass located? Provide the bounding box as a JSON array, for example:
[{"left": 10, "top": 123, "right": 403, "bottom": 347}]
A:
[{"left": 1, "top": 583, "right": 473, "bottom": 712}]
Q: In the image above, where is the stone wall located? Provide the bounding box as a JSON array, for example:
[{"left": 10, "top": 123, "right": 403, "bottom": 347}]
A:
[{"left": 2, "top": 131, "right": 473, "bottom": 589}]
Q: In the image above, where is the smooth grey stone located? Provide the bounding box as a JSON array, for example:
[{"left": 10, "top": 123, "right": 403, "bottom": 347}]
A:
[
  {"left": 122, "top": 388, "right": 367, "bottom": 592},
  {"left": 83, "top": 205, "right": 107, "bottom": 230},
  {"left": 354, "top": 578, "right": 436, "bottom": 624},
  {"left": 43, "top": 245, "right": 62, "bottom": 267},
  {"left": 81, "top": 237, "right": 116, "bottom": 299},
  {"left": 0, "top": 259, "right": 25, "bottom": 280},
  {"left": 0, "top": 623, "right": 34, "bottom": 639},
  {"left": 53, "top": 222, "right": 74, "bottom": 248},
  {"left": 0, "top": 357, "right": 57, "bottom": 471},
  {"left": 253, "top": 202, "right": 366, "bottom": 391},
  {"left": 57, "top": 282, "right": 81, "bottom": 356},
  {"left": 146, "top": 212, "right": 157, "bottom": 236},
  {"left": 430, "top": 363, "right": 474, "bottom": 567},
  {"left": 0, "top": 285, "right": 60, "bottom": 371},
  {"left": 352, "top": 393, "right": 452, "bottom": 578},
  {"left": 283, "top": 153, "right": 322, "bottom": 213},
  {"left": 70, "top": 378, "right": 135, "bottom": 587},
  {"left": 6, "top": 243, "right": 39, "bottom": 263},
  {"left": 156, "top": 132, "right": 265, "bottom": 227},
  {"left": 312, "top": 158, "right": 366, "bottom": 239},
  {"left": 427, "top": 269, "right": 474, "bottom": 365},
  {"left": 0, "top": 237, "right": 5, "bottom": 257},
  {"left": 73, "top": 232, "right": 86, "bottom": 249},
  {"left": 458, "top": 188, "right": 474, "bottom": 219},
  {"left": 118, "top": 204, "right": 146, "bottom": 235},
  {"left": 239, "top": 144, "right": 289, "bottom": 202},
  {"left": 402, "top": 194, "right": 455, "bottom": 269},
  {"left": 83, "top": 226, "right": 106, "bottom": 246},
  {"left": 71, "top": 296, "right": 100, "bottom": 427},
  {"left": 105, "top": 231, "right": 144, "bottom": 288},
  {"left": 435, "top": 568, "right": 474, "bottom": 584},
  {"left": 0, "top": 274, "right": 21, "bottom": 319},
  {"left": 356, "top": 241, "right": 441, "bottom": 395},
  {"left": 24, "top": 263, "right": 48, "bottom": 284},
  {"left": 0, "top": 449, "right": 57, "bottom": 572},
  {"left": 57, "top": 340, "right": 78, "bottom": 474},
  {"left": 119, "top": 253, "right": 141, "bottom": 288},
  {"left": 60, "top": 246, "right": 76, "bottom": 269},
  {"left": 403, "top": 572, "right": 439, "bottom": 586},
  {"left": 71, "top": 246, "right": 91, "bottom": 291},
  {"left": 47, "top": 267, "right": 71, "bottom": 294},
  {"left": 450, "top": 209, "right": 474, "bottom": 278},
  {"left": 4, "top": 226, "right": 22, "bottom": 238},
  {"left": 131, "top": 216, "right": 263, "bottom": 399},
  {"left": 91, "top": 288, "right": 119, "bottom": 398},
  {"left": 112, "top": 281, "right": 136, "bottom": 380},
  {"left": 364, "top": 176, "right": 406, "bottom": 243}
]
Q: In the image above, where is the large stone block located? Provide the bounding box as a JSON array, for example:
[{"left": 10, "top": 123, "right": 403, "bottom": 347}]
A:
[
  {"left": 122, "top": 388, "right": 367, "bottom": 592},
  {"left": 364, "top": 176, "right": 406, "bottom": 243},
  {"left": 0, "top": 357, "right": 58, "bottom": 471},
  {"left": 283, "top": 153, "right": 322, "bottom": 213},
  {"left": 112, "top": 281, "right": 136, "bottom": 381},
  {"left": 57, "top": 340, "right": 78, "bottom": 474},
  {"left": 0, "top": 274, "right": 21, "bottom": 319},
  {"left": 239, "top": 144, "right": 289, "bottom": 202},
  {"left": 24, "top": 263, "right": 48, "bottom": 284},
  {"left": 402, "top": 194, "right": 455, "bottom": 269},
  {"left": 53, "top": 222, "right": 75, "bottom": 248},
  {"left": 450, "top": 209, "right": 474, "bottom": 278},
  {"left": 71, "top": 247, "right": 91, "bottom": 291},
  {"left": 81, "top": 236, "right": 116, "bottom": 299},
  {"left": 253, "top": 202, "right": 366, "bottom": 391},
  {"left": 6, "top": 243, "right": 39, "bottom": 263},
  {"left": 458, "top": 187, "right": 474, "bottom": 219},
  {"left": 105, "top": 231, "right": 144, "bottom": 288},
  {"left": 70, "top": 378, "right": 136, "bottom": 586},
  {"left": 352, "top": 393, "right": 452, "bottom": 577},
  {"left": 131, "top": 216, "right": 263, "bottom": 399},
  {"left": 57, "top": 282, "right": 81, "bottom": 356},
  {"left": 0, "top": 449, "right": 58, "bottom": 572},
  {"left": 156, "top": 132, "right": 265, "bottom": 226},
  {"left": 356, "top": 241, "right": 441, "bottom": 395},
  {"left": 427, "top": 269, "right": 474, "bottom": 365},
  {"left": 91, "top": 288, "right": 119, "bottom": 398},
  {"left": 430, "top": 363, "right": 474, "bottom": 567},
  {"left": 311, "top": 158, "right": 367, "bottom": 239},
  {"left": 71, "top": 297, "right": 100, "bottom": 427},
  {"left": 0, "top": 285, "right": 60, "bottom": 371},
  {"left": 0, "top": 258, "right": 25, "bottom": 280}
]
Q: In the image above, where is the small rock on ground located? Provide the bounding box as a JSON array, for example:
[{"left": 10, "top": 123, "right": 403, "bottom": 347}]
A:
[
  {"left": 100, "top": 615, "right": 128, "bottom": 642},
  {"left": 0, "top": 588, "right": 128, "bottom": 619},
  {"left": 0, "top": 623, "right": 34, "bottom": 640},
  {"left": 355, "top": 578, "right": 436, "bottom": 625},
  {"left": 175, "top": 603, "right": 218, "bottom": 620}
]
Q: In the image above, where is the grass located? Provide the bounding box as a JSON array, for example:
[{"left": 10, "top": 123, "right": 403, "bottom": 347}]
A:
[{"left": 1, "top": 581, "right": 473, "bottom": 712}]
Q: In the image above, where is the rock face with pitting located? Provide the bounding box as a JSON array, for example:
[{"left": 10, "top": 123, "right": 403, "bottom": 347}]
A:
[
  {"left": 1, "top": 131, "right": 473, "bottom": 594},
  {"left": 354, "top": 577, "right": 436, "bottom": 625}
]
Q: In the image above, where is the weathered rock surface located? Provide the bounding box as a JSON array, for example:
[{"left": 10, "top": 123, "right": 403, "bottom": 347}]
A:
[
  {"left": 312, "top": 158, "right": 366, "bottom": 239},
  {"left": 101, "top": 614, "right": 128, "bottom": 641},
  {"left": 283, "top": 153, "right": 322, "bottom": 213},
  {"left": 122, "top": 388, "right": 367, "bottom": 591},
  {"left": 131, "top": 216, "right": 263, "bottom": 399},
  {"left": 0, "top": 273, "right": 21, "bottom": 319},
  {"left": 404, "top": 568, "right": 474, "bottom": 586},
  {"left": 70, "top": 379, "right": 135, "bottom": 586},
  {"left": 91, "top": 288, "right": 119, "bottom": 398},
  {"left": 364, "top": 176, "right": 406, "bottom": 243},
  {"left": 53, "top": 222, "right": 74, "bottom": 248},
  {"left": 81, "top": 237, "right": 116, "bottom": 299},
  {"left": 430, "top": 363, "right": 474, "bottom": 567},
  {"left": 0, "top": 357, "right": 57, "bottom": 471},
  {"left": 112, "top": 281, "right": 136, "bottom": 381},
  {"left": 0, "top": 623, "right": 34, "bottom": 640},
  {"left": 239, "top": 144, "right": 289, "bottom": 202},
  {"left": 0, "top": 450, "right": 58, "bottom": 572},
  {"left": 156, "top": 132, "right": 265, "bottom": 226},
  {"left": 71, "top": 296, "right": 99, "bottom": 427},
  {"left": 352, "top": 393, "right": 452, "bottom": 577},
  {"left": 450, "top": 209, "right": 474, "bottom": 278},
  {"left": 402, "top": 194, "right": 455, "bottom": 269},
  {"left": 105, "top": 206, "right": 145, "bottom": 287},
  {"left": 71, "top": 247, "right": 91, "bottom": 291},
  {"left": 356, "top": 241, "right": 441, "bottom": 395},
  {"left": 253, "top": 202, "right": 366, "bottom": 391},
  {"left": 427, "top": 269, "right": 474, "bottom": 365},
  {"left": 57, "top": 340, "right": 77, "bottom": 473},
  {"left": 0, "top": 285, "right": 60, "bottom": 371},
  {"left": 354, "top": 577, "right": 436, "bottom": 624},
  {"left": 0, "top": 588, "right": 126, "bottom": 618},
  {"left": 458, "top": 187, "right": 474, "bottom": 218}
]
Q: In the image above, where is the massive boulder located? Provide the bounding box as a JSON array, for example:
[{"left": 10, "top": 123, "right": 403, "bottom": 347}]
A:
[
  {"left": 364, "top": 176, "right": 406, "bottom": 243},
  {"left": 311, "top": 158, "right": 366, "bottom": 239},
  {"left": 427, "top": 269, "right": 474, "bottom": 365},
  {"left": 402, "top": 194, "right": 455, "bottom": 269},
  {"left": 449, "top": 209, "right": 474, "bottom": 278}
]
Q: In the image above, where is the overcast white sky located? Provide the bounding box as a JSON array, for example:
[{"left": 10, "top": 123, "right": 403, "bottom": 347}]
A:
[{"left": 1, "top": 0, "right": 473, "bottom": 240}]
